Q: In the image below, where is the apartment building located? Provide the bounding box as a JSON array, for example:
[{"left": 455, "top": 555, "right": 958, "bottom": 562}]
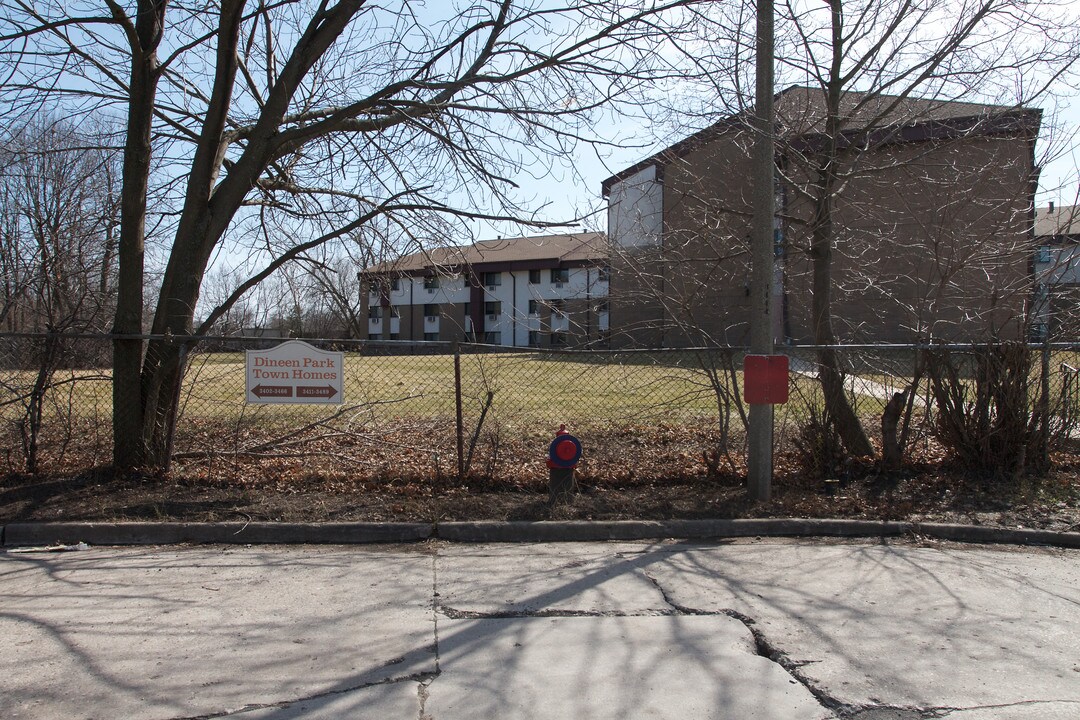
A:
[
  {"left": 604, "top": 86, "right": 1041, "bottom": 347},
  {"left": 1033, "top": 203, "right": 1080, "bottom": 340},
  {"left": 359, "top": 233, "right": 609, "bottom": 347}
]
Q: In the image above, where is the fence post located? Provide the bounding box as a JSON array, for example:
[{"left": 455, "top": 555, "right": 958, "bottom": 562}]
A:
[
  {"left": 162, "top": 337, "right": 189, "bottom": 474},
  {"left": 454, "top": 341, "right": 465, "bottom": 480},
  {"left": 1037, "top": 338, "right": 1051, "bottom": 471}
]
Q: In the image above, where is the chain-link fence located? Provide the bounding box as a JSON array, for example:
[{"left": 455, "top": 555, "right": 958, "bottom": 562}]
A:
[{"left": 2, "top": 333, "right": 1079, "bottom": 483}]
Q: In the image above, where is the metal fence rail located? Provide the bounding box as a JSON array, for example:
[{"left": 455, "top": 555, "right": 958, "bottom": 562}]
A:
[{"left": 2, "top": 333, "right": 1078, "bottom": 481}]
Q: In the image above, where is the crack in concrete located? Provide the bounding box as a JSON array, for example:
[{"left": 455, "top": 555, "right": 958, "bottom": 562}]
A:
[
  {"left": 181, "top": 553, "right": 450, "bottom": 720},
  {"left": 716, "top": 608, "right": 950, "bottom": 720},
  {"left": 419, "top": 551, "right": 443, "bottom": 720},
  {"left": 171, "top": 670, "right": 439, "bottom": 720},
  {"left": 641, "top": 570, "right": 931, "bottom": 720},
  {"left": 641, "top": 568, "right": 719, "bottom": 615},
  {"left": 437, "top": 605, "right": 685, "bottom": 619},
  {"left": 929, "top": 699, "right": 1080, "bottom": 718},
  {"left": 417, "top": 683, "right": 433, "bottom": 720}
]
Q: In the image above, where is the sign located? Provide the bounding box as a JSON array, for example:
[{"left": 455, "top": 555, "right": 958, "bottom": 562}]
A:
[
  {"left": 743, "top": 354, "right": 789, "bottom": 405},
  {"left": 246, "top": 340, "right": 344, "bottom": 404}
]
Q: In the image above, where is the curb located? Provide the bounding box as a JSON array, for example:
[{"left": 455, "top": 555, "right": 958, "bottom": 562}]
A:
[
  {"left": 909, "top": 522, "right": 1080, "bottom": 549},
  {"left": 433, "top": 519, "right": 912, "bottom": 543},
  {"left": 2, "top": 519, "right": 1078, "bottom": 549},
  {"left": 2, "top": 522, "right": 432, "bottom": 547}
]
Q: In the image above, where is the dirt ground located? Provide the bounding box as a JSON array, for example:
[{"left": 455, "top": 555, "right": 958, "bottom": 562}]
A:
[
  {"left": 3, "top": 441, "right": 1079, "bottom": 533},
  {"left": 3, "top": 417, "right": 1079, "bottom": 531}
]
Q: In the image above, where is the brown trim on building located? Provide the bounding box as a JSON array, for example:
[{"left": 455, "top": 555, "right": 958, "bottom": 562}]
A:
[
  {"left": 601, "top": 86, "right": 1040, "bottom": 196},
  {"left": 786, "top": 110, "right": 1041, "bottom": 155},
  {"left": 359, "top": 258, "right": 602, "bottom": 281}
]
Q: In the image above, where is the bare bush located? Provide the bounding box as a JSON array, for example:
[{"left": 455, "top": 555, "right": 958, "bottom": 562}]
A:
[{"left": 926, "top": 343, "right": 1049, "bottom": 480}]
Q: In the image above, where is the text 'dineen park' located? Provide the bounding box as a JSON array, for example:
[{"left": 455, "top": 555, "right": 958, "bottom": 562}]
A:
[{"left": 245, "top": 340, "right": 344, "bottom": 404}]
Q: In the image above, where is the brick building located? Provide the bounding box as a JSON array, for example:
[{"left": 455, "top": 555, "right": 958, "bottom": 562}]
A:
[
  {"left": 359, "top": 233, "right": 609, "bottom": 347},
  {"left": 603, "top": 86, "right": 1041, "bottom": 347}
]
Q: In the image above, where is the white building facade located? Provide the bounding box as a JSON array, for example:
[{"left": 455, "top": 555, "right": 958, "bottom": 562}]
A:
[{"left": 361, "top": 233, "right": 609, "bottom": 347}]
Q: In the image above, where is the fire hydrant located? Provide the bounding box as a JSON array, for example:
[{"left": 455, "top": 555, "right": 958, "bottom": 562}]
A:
[{"left": 547, "top": 424, "right": 582, "bottom": 504}]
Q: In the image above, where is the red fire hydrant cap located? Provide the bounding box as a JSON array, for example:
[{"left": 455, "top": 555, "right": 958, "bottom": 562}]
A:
[
  {"left": 547, "top": 427, "right": 582, "bottom": 469},
  {"left": 555, "top": 439, "right": 578, "bottom": 461}
]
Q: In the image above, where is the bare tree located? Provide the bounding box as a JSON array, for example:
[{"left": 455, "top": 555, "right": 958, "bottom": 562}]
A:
[
  {"left": 0, "top": 116, "right": 120, "bottom": 332},
  {"left": 609, "top": 0, "right": 1079, "bottom": 459},
  {"left": 1, "top": 0, "right": 708, "bottom": 469},
  {"left": 295, "top": 251, "right": 368, "bottom": 338},
  {"left": 773, "top": 0, "right": 1077, "bottom": 456},
  {"left": 0, "top": 115, "right": 120, "bottom": 471}
]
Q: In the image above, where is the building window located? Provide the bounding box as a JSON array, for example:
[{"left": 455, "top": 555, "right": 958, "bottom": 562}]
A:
[
  {"left": 550, "top": 331, "right": 566, "bottom": 347},
  {"left": 389, "top": 333, "right": 399, "bottom": 340},
  {"left": 423, "top": 304, "right": 439, "bottom": 318},
  {"left": 528, "top": 330, "right": 540, "bottom": 346},
  {"left": 388, "top": 277, "right": 401, "bottom": 291},
  {"left": 484, "top": 301, "right": 501, "bottom": 317},
  {"left": 529, "top": 269, "right": 541, "bottom": 284},
  {"left": 528, "top": 300, "right": 540, "bottom": 315},
  {"left": 597, "top": 265, "right": 610, "bottom": 282},
  {"left": 389, "top": 305, "right": 400, "bottom": 318},
  {"left": 368, "top": 307, "right": 381, "bottom": 320},
  {"left": 550, "top": 268, "right": 569, "bottom": 284},
  {"left": 423, "top": 276, "right": 440, "bottom": 290},
  {"left": 596, "top": 300, "right": 609, "bottom": 314},
  {"left": 550, "top": 299, "right": 565, "bottom": 316},
  {"left": 424, "top": 332, "right": 440, "bottom": 341},
  {"left": 367, "top": 333, "right": 380, "bottom": 341},
  {"left": 484, "top": 271, "right": 502, "bottom": 287},
  {"left": 463, "top": 302, "right": 470, "bottom": 316},
  {"left": 1036, "top": 246, "right": 1051, "bottom": 263},
  {"left": 483, "top": 331, "right": 501, "bottom": 344}
]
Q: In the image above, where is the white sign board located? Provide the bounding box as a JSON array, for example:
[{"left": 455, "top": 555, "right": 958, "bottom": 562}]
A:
[{"left": 245, "top": 340, "right": 344, "bottom": 404}]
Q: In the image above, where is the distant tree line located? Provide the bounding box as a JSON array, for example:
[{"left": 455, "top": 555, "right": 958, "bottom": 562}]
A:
[{"left": 0, "top": 116, "right": 120, "bottom": 335}]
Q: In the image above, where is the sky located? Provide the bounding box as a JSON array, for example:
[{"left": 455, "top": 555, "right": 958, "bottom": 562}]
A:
[
  {"left": 489, "top": 91, "right": 1080, "bottom": 242},
  {"left": 473, "top": 0, "right": 1080, "bottom": 239}
]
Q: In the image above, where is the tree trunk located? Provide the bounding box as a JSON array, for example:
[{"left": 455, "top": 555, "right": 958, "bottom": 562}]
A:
[
  {"left": 808, "top": 164, "right": 874, "bottom": 457},
  {"left": 881, "top": 390, "right": 906, "bottom": 472},
  {"left": 111, "top": 0, "right": 168, "bottom": 471},
  {"left": 808, "top": 49, "right": 875, "bottom": 459},
  {"left": 140, "top": 224, "right": 214, "bottom": 466},
  {"left": 129, "top": 0, "right": 246, "bottom": 469}
]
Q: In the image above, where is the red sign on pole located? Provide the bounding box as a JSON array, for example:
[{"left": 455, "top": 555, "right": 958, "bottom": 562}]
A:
[{"left": 743, "top": 354, "right": 789, "bottom": 405}]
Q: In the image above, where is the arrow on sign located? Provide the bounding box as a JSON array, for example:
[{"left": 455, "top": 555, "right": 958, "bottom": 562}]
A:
[
  {"left": 252, "top": 385, "right": 293, "bottom": 398},
  {"left": 296, "top": 385, "right": 338, "bottom": 399}
]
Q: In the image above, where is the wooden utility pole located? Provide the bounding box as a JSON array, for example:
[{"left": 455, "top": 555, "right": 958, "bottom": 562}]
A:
[{"left": 747, "top": 0, "right": 775, "bottom": 501}]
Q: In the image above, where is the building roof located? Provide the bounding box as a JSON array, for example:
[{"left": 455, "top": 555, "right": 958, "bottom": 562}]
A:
[
  {"left": 1035, "top": 204, "right": 1080, "bottom": 240},
  {"left": 774, "top": 85, "right": 1014, "bottom": 135},
  {"left": 363, "top": 232, "right": 608, "bottom": 275},
  {"left": 602, "top": 85, "right": 1040, "bottom": 195}
]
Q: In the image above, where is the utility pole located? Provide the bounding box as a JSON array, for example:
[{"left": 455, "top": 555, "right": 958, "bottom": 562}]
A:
[{"left": 747, "top": 0, "right": 775, "bottom": 501}]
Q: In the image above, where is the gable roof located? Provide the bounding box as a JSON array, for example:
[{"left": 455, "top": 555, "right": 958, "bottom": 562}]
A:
[
  {"left": 1035, "top": 204, "right": 1080, "bottom": 240},
  {"left": 363, "top": 232, "right": 608, "bottom": 275},
  {"left": 602, "top": 86, "right": 1040, "bottom": 196}
]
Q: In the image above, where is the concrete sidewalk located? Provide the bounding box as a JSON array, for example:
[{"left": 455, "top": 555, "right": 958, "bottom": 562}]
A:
[{"left": 2, "top": 538, "right": 1078, "bottom": 719}]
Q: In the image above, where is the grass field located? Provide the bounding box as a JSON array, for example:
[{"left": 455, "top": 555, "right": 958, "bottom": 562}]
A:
[
  {"left": 7, "top": 347, "right": 1078, "bottom": 427},
  {"left": 180, "top": 351, "right": 736, "bottom": 427},
  {"left": 1, "top": 350, "right": 739, "bottom": 427},
  {"left": 4, "top": 346, "right": 1078, "bottom": 478}
]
